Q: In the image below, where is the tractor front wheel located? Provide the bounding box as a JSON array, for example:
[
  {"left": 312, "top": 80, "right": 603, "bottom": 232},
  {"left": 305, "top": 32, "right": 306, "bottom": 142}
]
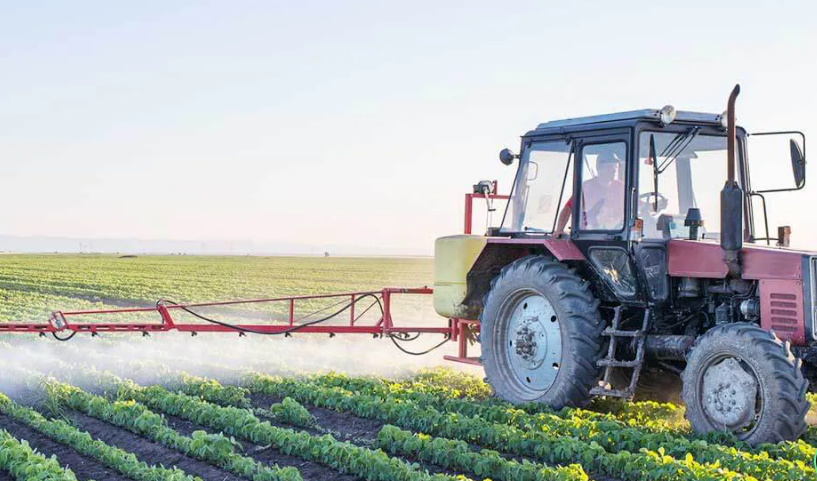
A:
[
  {"left": 480, "top": 256, "right": 604, "bottom": 408},
  {"left": 681, "top": 323, "right": 809, "bottom": 446}
]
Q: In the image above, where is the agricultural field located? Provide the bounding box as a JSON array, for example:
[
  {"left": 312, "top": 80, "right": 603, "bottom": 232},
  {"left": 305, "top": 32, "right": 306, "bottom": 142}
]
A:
[{"left": 0, "top": 254, "right": 815, "bottom": 481}]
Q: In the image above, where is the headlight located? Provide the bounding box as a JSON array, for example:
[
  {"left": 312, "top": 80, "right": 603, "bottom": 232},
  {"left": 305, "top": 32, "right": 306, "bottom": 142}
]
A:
[
  {"left": 720, "top": 110, "right": 729, "bottom": 129},
  {"left": 659, "top": 105, "right": 677, "bottom": 126}
]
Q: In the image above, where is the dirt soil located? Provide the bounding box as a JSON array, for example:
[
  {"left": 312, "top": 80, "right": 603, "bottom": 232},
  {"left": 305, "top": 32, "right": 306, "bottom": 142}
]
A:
[
  {"left": 248, "top": 393, "right": 471, "bottom": 478},
  {"left": 160, "top": 410, "right": 363, "bottom": 481},
  {"left": 247, "top": 393, "right": 623, "bottom": 481},
  {"left": 0, "top": 469, "right": 15, "bottom": 481},
  {"left": 66, "top": 410, "right": 243, "bottom": 481},
  {"left": 0, "top": 413, "right": 130, "bottom": 481},
  {"left": 249, "top": 393, "right": 384, "bottom": 443}
]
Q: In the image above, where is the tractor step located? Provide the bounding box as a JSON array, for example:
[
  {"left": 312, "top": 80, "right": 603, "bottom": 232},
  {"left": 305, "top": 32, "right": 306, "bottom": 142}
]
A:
[
  {"left": 590, "top": 386, "right": 633, "bottom": 398},
  {"left": 597, "top": 359, "right": 640, "bottom": 368},
  {"left": 602, "top": 328, "right": 644, "bottom": 337},
  {"left": 590, "top": 306, "right": 650, "bottom": 400}
]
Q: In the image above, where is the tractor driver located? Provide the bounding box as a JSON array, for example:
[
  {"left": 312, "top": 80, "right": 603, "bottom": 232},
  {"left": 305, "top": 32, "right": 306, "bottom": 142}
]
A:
[{"left": 554, "top": 148, "right": 625, "bottom": 236}]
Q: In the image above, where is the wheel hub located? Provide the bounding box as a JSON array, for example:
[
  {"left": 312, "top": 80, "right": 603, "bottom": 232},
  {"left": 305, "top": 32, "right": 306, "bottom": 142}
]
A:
[
  {"left": 505, "top": 293, "right": 562, "bottom": 391},
  {"left": 514, "top": 319, "right": 547, "bottom": 368},
  {"left": 702, "top": 357, "right": 758, "bottom": 429}
]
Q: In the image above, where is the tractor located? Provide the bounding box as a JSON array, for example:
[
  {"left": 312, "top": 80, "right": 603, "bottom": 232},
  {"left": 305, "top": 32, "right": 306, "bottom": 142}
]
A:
[{"left": 433, "top": 85, "right": 812, "bottom": 445}]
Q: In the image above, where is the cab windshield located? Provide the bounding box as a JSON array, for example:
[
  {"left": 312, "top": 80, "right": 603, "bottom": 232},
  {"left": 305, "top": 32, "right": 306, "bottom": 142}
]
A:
[
  {"left": 503, "top": 139, "right": 573, "bottom": 233},
  {"left": 637, "top": 131, "right": 731, "bottom": 239}
]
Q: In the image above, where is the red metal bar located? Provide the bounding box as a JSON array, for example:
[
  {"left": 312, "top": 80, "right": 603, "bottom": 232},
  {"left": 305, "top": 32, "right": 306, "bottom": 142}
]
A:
[
  {"left": 443, "top": 319, "right": 482, "bottom": 366},
  {"left": 349, "top": 294, "right": 355, "bottom": 326},
  {"left": 464, "top": 193, "right": 474, "bottom": 234},
  {"left": 0, "top": 287, "right": 449, "bottom": 339},
  {"left": 464, "top": 189, "right": 510, "bottom": 235}
]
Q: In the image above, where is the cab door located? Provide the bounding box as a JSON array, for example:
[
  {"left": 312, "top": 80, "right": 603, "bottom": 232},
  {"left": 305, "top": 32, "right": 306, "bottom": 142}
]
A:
[{"left": 569, "top": 130, "right": 641, "bottom": 303}]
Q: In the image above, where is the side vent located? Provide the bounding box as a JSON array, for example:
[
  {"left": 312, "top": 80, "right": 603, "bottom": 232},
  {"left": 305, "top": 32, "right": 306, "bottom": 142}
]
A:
[
  {"left": 768, "top": 293, "right": 798, "bottom": 333},
  {"left": 760, "top": 279, "right": 805, "bottom": 344}
]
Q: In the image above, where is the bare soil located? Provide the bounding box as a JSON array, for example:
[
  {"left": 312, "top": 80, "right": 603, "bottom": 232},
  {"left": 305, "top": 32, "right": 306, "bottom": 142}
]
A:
[
  {"left": 247, "top": 393, "right": 623, "bottom": 481},
  {"left": 160, "top": 410, "right": 363, "bottom": 481},
  {"left": 247, "top": 393, "right": 468, "bottom": 478},
  {"left": 0, "top": 413, "right": 130, "bottom": 481},
  {"left": 249, "top": 393, "right": 384, "bottom": 443},
  {"left": 65, "top": 410, "right": 243, "bottom": 481}
]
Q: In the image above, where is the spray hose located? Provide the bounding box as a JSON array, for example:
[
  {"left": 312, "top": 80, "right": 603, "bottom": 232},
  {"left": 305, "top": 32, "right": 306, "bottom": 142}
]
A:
[{"left": 155, "top": 295, "right": 450, "bottom": 355}]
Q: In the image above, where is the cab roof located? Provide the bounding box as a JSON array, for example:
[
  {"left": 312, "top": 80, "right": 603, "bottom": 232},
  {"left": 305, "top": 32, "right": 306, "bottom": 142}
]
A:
[{"left": 528, "top": 109, "right": 726, "bottom": 136}]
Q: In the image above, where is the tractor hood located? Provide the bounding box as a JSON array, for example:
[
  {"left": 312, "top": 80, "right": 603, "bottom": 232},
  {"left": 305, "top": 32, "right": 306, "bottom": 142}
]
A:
[{"left": 667, "top": 239, "right": 814, "bottom": 280}]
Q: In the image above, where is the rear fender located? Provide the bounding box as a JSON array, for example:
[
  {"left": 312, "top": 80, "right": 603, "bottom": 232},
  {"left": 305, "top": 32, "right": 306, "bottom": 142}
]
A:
[{"left": 460, "top": 239, "right": 586, "bottom": 319}]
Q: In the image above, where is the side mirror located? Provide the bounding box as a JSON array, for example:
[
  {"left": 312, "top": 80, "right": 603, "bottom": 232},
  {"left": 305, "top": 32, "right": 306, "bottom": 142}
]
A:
[
  {"left": 499, "top": 148, "right": 517, "bottom": 166},
  {"left": 790, "top": 139, "right": 805, "bottom": 188}
]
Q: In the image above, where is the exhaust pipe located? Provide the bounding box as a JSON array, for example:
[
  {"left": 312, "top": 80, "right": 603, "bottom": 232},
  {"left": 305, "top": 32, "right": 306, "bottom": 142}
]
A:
[{"left": 721, "top": 84, "right": 743, "bottom": 278}]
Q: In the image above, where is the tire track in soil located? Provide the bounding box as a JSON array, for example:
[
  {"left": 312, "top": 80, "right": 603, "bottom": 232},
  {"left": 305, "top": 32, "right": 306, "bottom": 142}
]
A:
[
  {"left": 159, "top": 410, "right": 362, "bottom": 481},
  {"left": 0, "top": 413, "right": 130, "bottom": 481},
  {"left": 248, "top": 394, "right": 623, "bottom": 481},
  {"left": 64, "top": 410, "right": 243, "bottom": 481}
]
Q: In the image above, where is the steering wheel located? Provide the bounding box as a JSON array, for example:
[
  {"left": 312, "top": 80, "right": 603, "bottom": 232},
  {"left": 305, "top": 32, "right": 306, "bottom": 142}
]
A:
[{"left": 639, "top": 192, "right": 669, "bottom": 214}]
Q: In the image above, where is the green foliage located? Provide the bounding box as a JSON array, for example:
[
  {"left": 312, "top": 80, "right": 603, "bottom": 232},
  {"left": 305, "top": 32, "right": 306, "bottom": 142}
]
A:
[
  {"left": 0, "top": 429, "right": 78, "bottom": 481},
  {"left": 175, "top": 373, "right": 251, "bottom": 408},
  {"left": 307, "top": 370, "right": 817, "bottom": 469},
  {"left": 377, "top": 425, "right": 588, "bottom": 481},
  {"left": 267, "top": 398, "right": 315, "bottom": 428},
  {"left": 244, "top": 373, "right": 766, "bottom": 481},
  {"left": 44, "top": 380, "right": 301, "bottom": 481},
  {"left": 0, "top": 392, "right": 199, "bottom": 481},
  {"left": 121, "top": 383, "right": 470, "bottom": 481}
]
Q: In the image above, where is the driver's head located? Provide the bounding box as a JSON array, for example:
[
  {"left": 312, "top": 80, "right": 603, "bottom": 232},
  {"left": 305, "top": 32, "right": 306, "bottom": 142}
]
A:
[{"left": 596, "top": 151, "right": 622, "bottom": 182}]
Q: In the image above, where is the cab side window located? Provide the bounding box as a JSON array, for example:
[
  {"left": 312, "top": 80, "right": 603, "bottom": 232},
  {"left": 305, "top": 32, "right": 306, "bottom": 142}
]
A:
[{"left": 579, "top": 142, "right": 627, "bottom": 231}]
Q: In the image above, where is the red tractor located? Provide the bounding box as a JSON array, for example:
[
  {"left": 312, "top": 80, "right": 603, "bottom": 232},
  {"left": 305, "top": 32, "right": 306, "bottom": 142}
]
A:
[{"left": 433, "top": 85, "right": 811, "bottom": 445}]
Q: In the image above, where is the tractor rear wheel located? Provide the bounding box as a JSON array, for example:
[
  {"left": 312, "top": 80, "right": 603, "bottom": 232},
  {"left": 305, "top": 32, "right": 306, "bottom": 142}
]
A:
[
  {"left": 681, "top": 323, "right": 809, "bottom": 446},
  {"left": 480, "top": 256, "right": 604, "bottom": 408}
]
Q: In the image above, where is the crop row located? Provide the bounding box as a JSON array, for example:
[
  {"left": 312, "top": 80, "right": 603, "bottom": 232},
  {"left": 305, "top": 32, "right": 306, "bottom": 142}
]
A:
[
  {"left": 242, "top": 373, "right": 752, "bottom": 481},
  {"left": 44, "top": 379, "right": 302, "bottom": 481},
  {"left": 0, "top": 391, "right": 200, "bottom": 481},
  {"left": 304, "top": 371, "right": 816, "bottom": 467},
  {"left": 308, "top": 371, "right": 687, "bottom": 433},
  {"left": 376, "top": 424, "right": 587, "bottom": 481},
  {"left": 0, "top": 429, "right": 77, "bottom": 481},
  {"left": 56, "top": 367, "right": 476, "bottom": 481},
  {"left": 122, "top": 384, "right": 473, "bottom": 481}
]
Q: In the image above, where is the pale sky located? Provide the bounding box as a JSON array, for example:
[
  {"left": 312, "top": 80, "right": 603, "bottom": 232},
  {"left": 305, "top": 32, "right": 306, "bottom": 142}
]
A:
[{"left": 0, "top": 0, "right": 815, "bottom": 254}]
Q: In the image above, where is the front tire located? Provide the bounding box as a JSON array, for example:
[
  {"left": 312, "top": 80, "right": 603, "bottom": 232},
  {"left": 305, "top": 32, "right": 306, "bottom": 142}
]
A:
[
  {"left": 681, "top": 323, "right": 809, "bottom": 446},
  {"left": 480, "top": 256, "right": 604, "bottom": 408}
]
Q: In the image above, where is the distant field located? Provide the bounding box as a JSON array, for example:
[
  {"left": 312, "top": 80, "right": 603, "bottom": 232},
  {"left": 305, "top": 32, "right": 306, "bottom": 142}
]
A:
[{"left": 0, "top": 254, "right": 434, "bottom": 322}]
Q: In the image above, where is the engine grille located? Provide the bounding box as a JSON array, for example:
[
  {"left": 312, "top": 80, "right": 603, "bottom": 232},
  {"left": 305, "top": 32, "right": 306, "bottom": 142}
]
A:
[
  {"left": 767, "top": 292, "right": 799, "bottom": 334},
  {"left": 760, "top": 278, "right": 806, "bottom": 344}
]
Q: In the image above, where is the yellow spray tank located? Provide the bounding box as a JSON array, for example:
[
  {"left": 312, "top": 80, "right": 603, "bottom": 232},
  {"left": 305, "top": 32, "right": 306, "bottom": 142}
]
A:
[{"left": 433, "top": 235, "right": 487, "bottom": 319}]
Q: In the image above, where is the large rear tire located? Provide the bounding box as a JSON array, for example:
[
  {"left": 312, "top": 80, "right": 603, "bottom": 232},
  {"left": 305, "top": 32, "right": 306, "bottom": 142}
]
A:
[
  {"left": 480, "top": 256, "right": 604, "bottom": 408},
  {"left": 681, "top": 323, "right": 809, "bottom": 446}
]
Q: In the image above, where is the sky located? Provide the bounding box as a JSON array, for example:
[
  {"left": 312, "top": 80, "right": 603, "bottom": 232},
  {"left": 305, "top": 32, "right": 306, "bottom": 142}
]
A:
[{"left": 0, "top": 0, "right": 815, "bottom": 254}]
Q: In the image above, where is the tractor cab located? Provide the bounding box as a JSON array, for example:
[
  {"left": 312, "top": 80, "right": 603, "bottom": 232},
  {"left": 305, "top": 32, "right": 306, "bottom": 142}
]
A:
[{"left": 501, "top": 108, "right": 804, "bottom": 248}]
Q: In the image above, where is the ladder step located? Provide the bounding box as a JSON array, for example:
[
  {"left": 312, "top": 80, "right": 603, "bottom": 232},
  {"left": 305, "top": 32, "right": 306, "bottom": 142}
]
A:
[
  {"left": 598, "top": 359, "right": 640, "bottom": 368},
  {"left": 602, "top": 328, "right": 644, "bottom": 337},
  {"left": 590, "top": 386, "right": 634, "bottom": 399}
]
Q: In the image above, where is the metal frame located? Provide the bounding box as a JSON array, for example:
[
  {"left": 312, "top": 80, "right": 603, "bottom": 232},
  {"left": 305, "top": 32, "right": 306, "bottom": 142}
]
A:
[
  {"left": 1, "top": 288, "right": 457, "bottom": 337},
  {"left": 464, "top": 181, "right": 509, "bottom": 235}
]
